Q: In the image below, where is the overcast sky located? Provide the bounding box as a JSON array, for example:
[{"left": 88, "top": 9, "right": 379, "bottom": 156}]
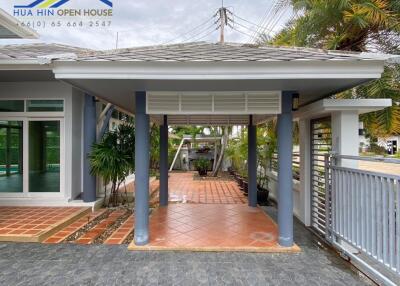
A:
[{"left": 0, "top": 0, "right": 292, "bottom": 50}]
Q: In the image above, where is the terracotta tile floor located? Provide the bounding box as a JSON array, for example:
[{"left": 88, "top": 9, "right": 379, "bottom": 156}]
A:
[
  {"left": 0, "top": 207, "right": 90, "bottom": 242},
  {"left": 43, "top": 209, "right": 107, "bottom": 244},
  {"left": 168, "top": 172, "right": 246, "bottom": 204},
  {"left": 129, "top": 204, "right": 300, "bottom": 253}
]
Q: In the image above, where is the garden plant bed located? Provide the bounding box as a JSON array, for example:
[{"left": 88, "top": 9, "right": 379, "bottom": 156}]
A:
[{"left": 192, "top": 172, "right": 234, "bottom": 181}]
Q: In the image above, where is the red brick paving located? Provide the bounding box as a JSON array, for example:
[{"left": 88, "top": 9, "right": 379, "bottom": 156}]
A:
[
  {"left": 104, "top": 216, "right": 134, "bottom": 245},
  {"left": 43, "top": 209, "right": 107, "bottom": 244},
  {"left": 75, "top": 210, "right": 126, "bottom": 244},
  {"left": 0, "top": 207, "right": 89, "bottom": 242}
]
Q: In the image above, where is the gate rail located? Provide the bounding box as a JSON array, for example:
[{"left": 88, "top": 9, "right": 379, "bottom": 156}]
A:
[{"left": 325, "top": 154, "right": 400, "bottom": 285}]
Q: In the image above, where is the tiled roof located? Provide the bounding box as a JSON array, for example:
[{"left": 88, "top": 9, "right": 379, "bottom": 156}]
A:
[
  {"left": 0, "top": 43, "right": 91, "bottom": 60},
  {"left": 0, "top": 42, "right": 371, "bottom": 62},
  {"left": 76, "top": 42, "right": 366, "bottom": 62}
]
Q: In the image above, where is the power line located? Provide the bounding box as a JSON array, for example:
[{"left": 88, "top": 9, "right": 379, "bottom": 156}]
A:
[
  {"left": 229, "top": 25, "right": 255, "bottom": 40},
  {"left": 188, "top": 26, "right": 219, "bottom": 42},
  {"left": 162, "top": 14, "right": 218, "bottom": 45},
  {"left": 233, "top": 21, "right": 263, "bottom": 35},
  {"left": 180, "top": 21, "right": 219, "bottom": 43},
  {"left": 228, "top": 11, "right": 266, "bottom": 30},
  {"left": 249, "top": 0, "right": 277, "bottom": 43},
  {"left": 251, "top": 1, "right": 286, "bottom": 44}
]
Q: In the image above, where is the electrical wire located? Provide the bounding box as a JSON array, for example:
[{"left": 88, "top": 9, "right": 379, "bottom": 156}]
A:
[
  {"left": 252, "top": 2, "right": 286, "bottom": 43},
  {"left": 187, "top": 27, "right": 219, "bottom": 42},
  {"left": 230, "top": 26, "right": 256, "bottom": 40},
  {"left": 228, "top": 11, "right": 266, "bottom": 30},
  {"left": 233, "top": 21, "right": 265, "bottom": 35},
  {"left": 162, "top": 14, "right": 218, "bottom": 45},
  {"left": 180, "top": 21, "right": 219, "bottom": 43},
  {"left": 249, "top": 0, "right": 278, "bottom": 43}
]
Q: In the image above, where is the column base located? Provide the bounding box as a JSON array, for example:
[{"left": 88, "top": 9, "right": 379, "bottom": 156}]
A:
[
  {"left": 134, "top": 232, "right": 149, "bottom": 246},
  {"left": 279, "top": 236, "right": 294, "bottom": 247}
]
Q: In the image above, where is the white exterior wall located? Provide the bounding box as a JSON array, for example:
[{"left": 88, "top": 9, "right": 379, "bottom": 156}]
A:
[
  {"left": 266, "top": 172, "right": 302, "bottom": 222},
  {"left": 0, "top": 81, "right": 85, "bottom": 205}
]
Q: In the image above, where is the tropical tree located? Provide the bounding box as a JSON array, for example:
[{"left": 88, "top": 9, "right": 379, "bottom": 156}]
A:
[
  {"left": 270, "top": 0, "right": 400, "bottom": 137},
  {"left": 89, "top": 124, "right": 135, "bottom": 207}
]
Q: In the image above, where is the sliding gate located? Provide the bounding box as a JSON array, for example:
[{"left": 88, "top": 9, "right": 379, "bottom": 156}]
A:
[
  {"left": 310, "top": 117, "right": 332, "bottom": 236},
  {"left": 325, "top": 155, "right": 400, "bottom": 285}
]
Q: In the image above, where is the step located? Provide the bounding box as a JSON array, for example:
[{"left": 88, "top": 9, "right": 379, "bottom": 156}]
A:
[
  {"left": 43, "top": 209, "right": 107, "bottom": 244},
  {"left": 104, "top": 216, "right": 134, "bottom": 245},
  {"left": 74, "top": 210, "right": 126, "bottom": 244}
]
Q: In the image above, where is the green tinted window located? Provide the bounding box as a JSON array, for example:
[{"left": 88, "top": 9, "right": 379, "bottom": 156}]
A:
[
  {"left": 27, "top": 100, "right": 64, "bottom": 112},
  {"left": 0, "top": 100, "right": 24, "bottom": 112}
]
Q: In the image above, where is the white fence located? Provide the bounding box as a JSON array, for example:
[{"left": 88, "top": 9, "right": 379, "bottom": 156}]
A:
[{"left": 325, "top": 155, "right": 400, "bottom": 285}]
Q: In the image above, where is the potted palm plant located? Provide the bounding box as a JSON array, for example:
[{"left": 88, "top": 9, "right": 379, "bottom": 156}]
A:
[{"left": 194, "top": 157, "right": 210, "bottom": 176}]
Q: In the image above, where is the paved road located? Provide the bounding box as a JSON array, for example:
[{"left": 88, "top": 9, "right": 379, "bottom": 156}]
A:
[{"left": 0, "top": 207, "right": 370, "bottom": 286}]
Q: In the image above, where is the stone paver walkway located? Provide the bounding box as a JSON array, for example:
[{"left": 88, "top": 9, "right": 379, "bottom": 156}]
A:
[
  {"left": 0, "top": 207, "right": 90, "bottom": 242},
  {"left": 0, "top": 206, "right": 370, "bottom": 286},
  {"left": 129, "top": 204, "right": 299, "bottom": 253}
]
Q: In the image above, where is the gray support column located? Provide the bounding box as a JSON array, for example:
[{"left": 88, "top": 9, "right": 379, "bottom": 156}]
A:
[
  {"left": 248, "top": 115, "right": 257, "bottom": 207},
  {"left": 277, "top": 91, "right": 294, "bottom": 247},
  {"left": 83, "top": 94, "right": 97, "bottom": 202},
  {"left": 134, "top": 91, "right": 150, "bottom": 245},
  {"left": 159, "top": 115, "right": 169, "bottom": 206}
]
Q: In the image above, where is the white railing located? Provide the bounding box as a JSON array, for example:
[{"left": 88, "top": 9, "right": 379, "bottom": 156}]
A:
[{"left": 325, "top": 154, "right": 400, "bottom": 285}]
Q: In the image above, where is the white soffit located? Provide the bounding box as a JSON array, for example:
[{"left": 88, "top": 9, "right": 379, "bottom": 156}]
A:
[
  {"left": 146, "top": 91, "right": 282, "bottom": 115},
  {"left": 294, "top": 98, "right": 392, "bottom": 119}
]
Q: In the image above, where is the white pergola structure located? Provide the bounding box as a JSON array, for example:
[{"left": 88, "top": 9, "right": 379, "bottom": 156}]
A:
[{"left": 49, "top": 42, "right": 391, "bottom": 247}]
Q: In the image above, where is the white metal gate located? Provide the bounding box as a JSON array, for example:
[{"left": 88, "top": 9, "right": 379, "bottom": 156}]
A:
[
  {"left": 325, "top": 155, "right": 400, "bottom": 286},
  {"left": 310, "top": 117, "right": 332, "bottom": 235}
]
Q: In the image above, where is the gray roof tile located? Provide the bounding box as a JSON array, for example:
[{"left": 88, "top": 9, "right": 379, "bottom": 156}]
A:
[
  {"left": 0, "top": 41, "right": 368, "bottom": 63},
  {"left": 75, "top": 42, "right": 366, "bottom": 62},
  {"left": 0, "top": 43, "right": 92, "bottom": 60}
]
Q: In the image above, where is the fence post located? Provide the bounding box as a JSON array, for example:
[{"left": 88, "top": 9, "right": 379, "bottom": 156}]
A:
[{"left": 324, "top": 153, "right": 331, "bottom": 242}]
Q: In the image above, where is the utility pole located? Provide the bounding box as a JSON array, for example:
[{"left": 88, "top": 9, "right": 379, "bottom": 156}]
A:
[{"left": 218, "top": 6, "right": 228, "bottom": 43}]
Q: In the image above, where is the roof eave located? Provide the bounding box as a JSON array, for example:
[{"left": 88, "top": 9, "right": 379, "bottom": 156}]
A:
[
  {"left": 0, "top": 9, "right": 39, "bottom": 39},
  {"left": 52, "top": 59, "right": 385, "bottom": 81}
]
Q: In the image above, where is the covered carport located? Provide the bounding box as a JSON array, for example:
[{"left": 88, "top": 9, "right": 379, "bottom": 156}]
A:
[{"left": 50, "top": 42, "right": 386, "bottom": 248}]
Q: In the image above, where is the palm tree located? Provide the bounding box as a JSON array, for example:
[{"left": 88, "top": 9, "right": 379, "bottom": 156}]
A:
[
  {"left": 269, "top": 0, "right": 400, "bottom": 138},
  {"left": 89, "top": 124, "right": 135, "bottom": 207}
]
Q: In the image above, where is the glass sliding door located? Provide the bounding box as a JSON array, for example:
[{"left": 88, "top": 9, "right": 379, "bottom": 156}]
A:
[
  {"left": 29, "top": 121, "right": 60, "bottom": 193},
  {"left": 0, "top": 121, "right": 23, "bottom": 193}
]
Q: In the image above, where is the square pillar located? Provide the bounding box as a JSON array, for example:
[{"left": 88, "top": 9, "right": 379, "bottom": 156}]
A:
[
  {"left": 83, "top": 94, "right": 97, "bottom": 203},
  {"left": 248, "top": 115, "right": 257, "bottom": 207},
  {"left": 331, "top": 111, "right": 359, "bottom": 168},
  {"left": 299, "top": 118, "right": 311, "bottom": 226},
  {"left": 277, "top": 91, "right": 295, "bottom": 247},
  {"left": 134, "top": 91, "right": 150, "bottom": 246},
  {"left": 159, "top": 115, "right": 169, "bottom": 206}
]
